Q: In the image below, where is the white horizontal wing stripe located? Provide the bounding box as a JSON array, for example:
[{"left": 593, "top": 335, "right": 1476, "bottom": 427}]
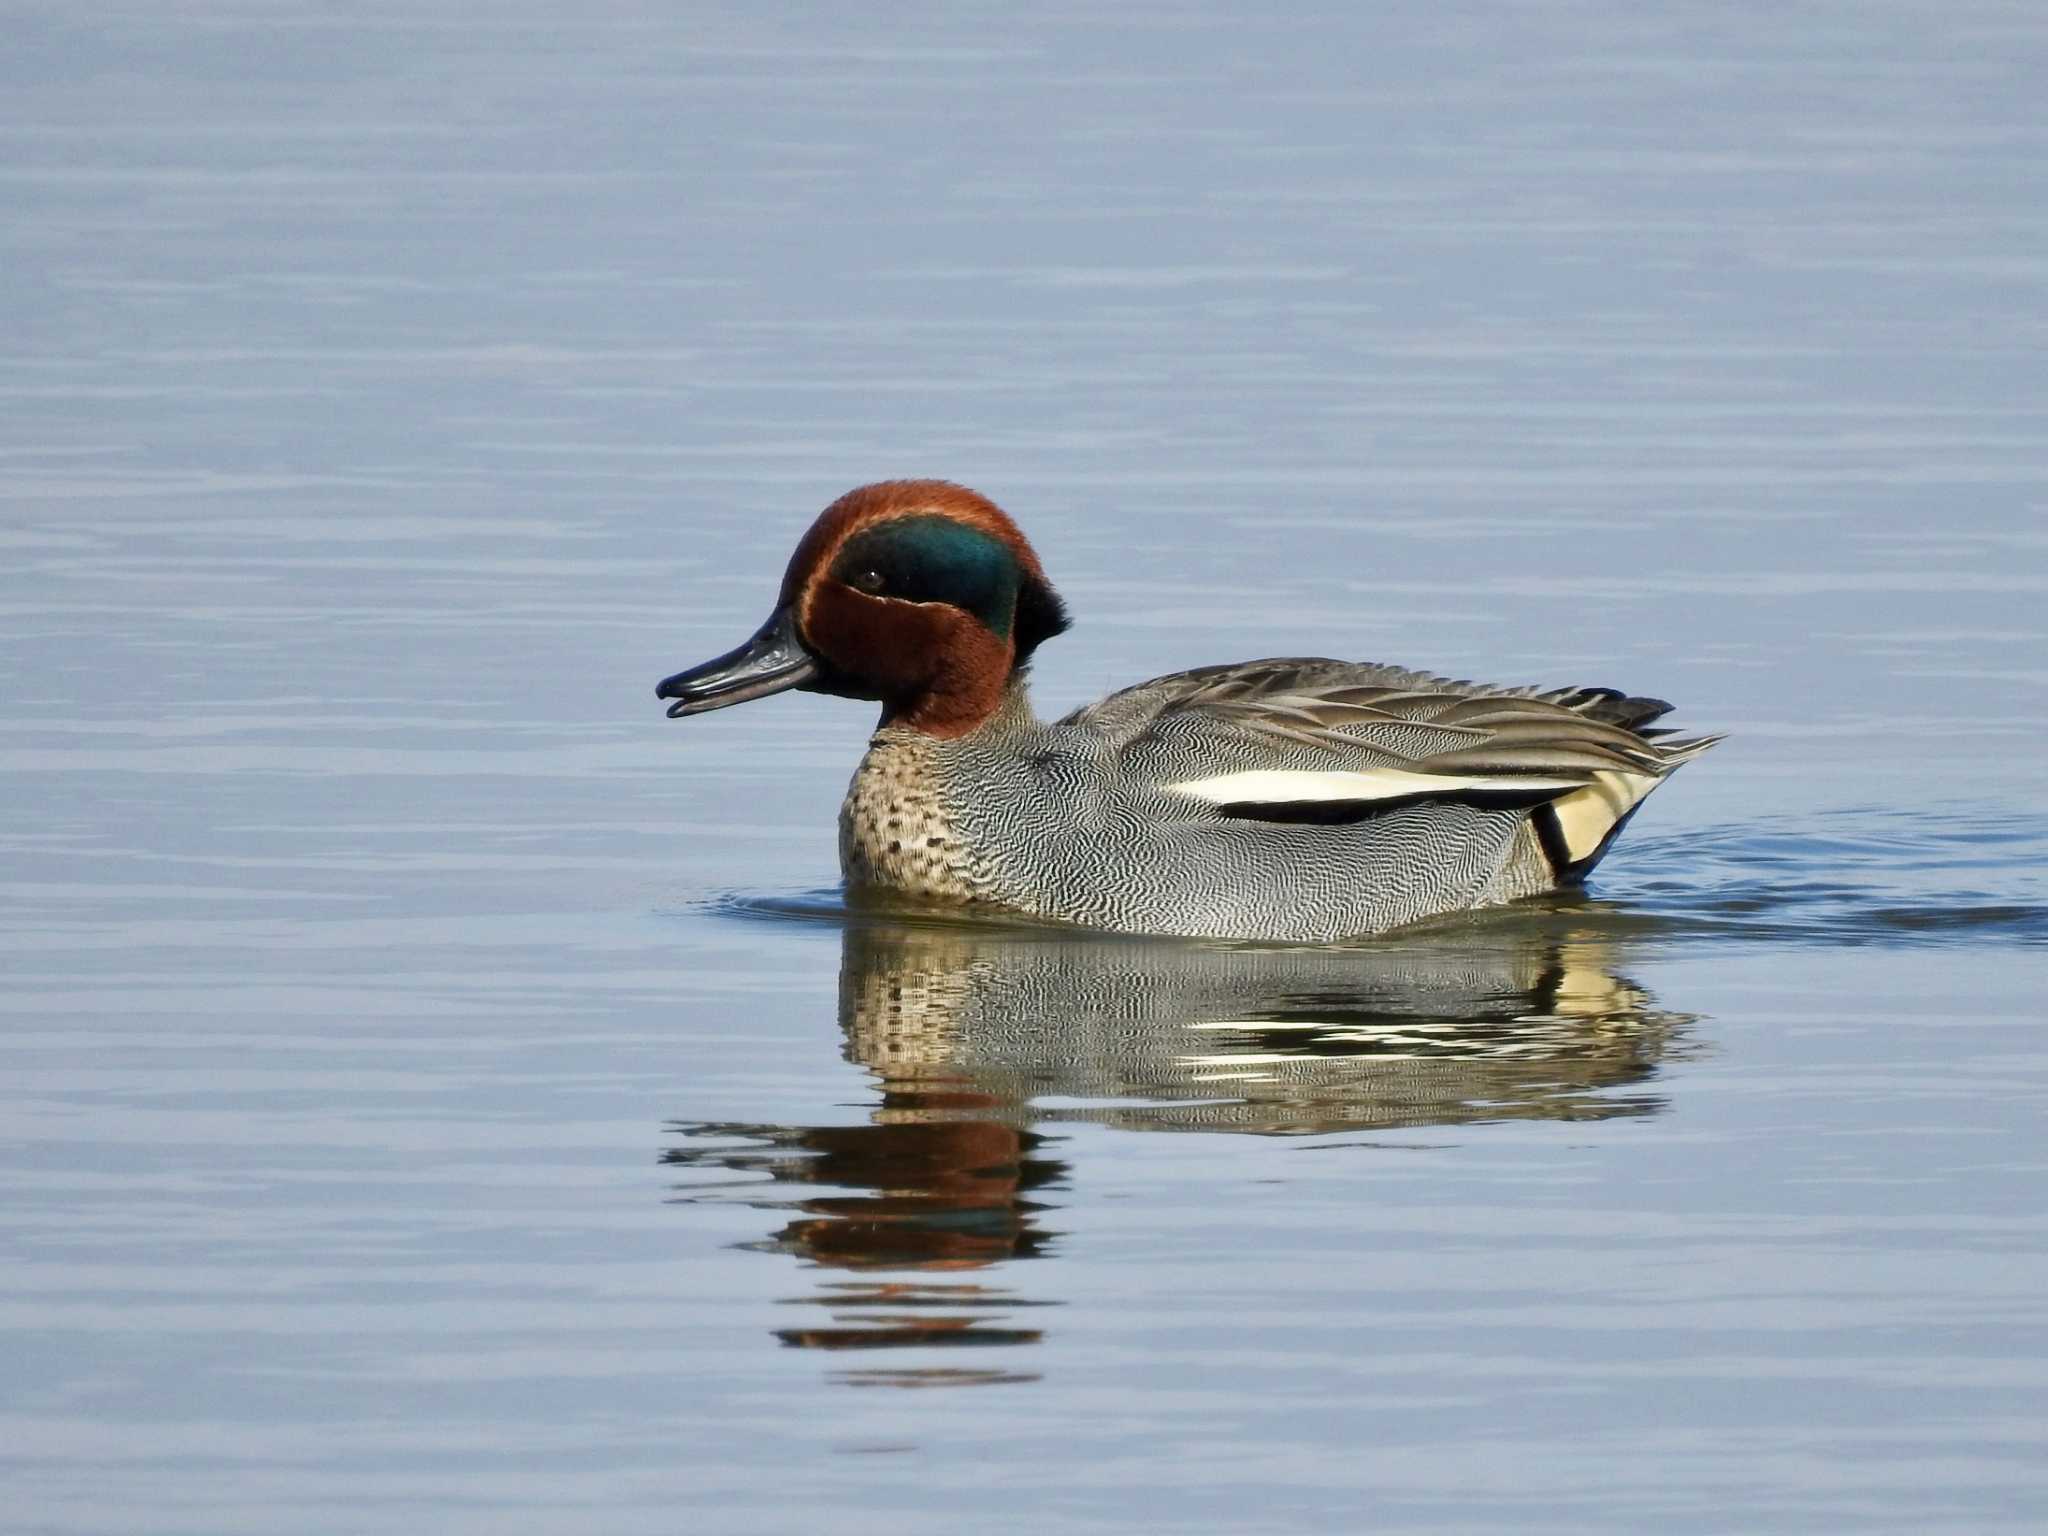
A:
[{"left": 1166, "top": 768, "right": 1586, "bottom": 805}]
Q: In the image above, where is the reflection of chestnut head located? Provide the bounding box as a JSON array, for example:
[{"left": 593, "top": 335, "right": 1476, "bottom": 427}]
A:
[
  {"left": 663, "top": 1079, "right": 1062, "bottom": 1276},
  {"left": 766, "top": 1098, "right": 1056, "bottom": 1271},
  {"left": 663, "top": 1081, "right": 1063, "bottom": 1370}
]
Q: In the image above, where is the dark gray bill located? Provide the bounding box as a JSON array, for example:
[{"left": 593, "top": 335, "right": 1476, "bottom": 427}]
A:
[{"left": 656, "top": 607, "right": 819, "bottom": 718}]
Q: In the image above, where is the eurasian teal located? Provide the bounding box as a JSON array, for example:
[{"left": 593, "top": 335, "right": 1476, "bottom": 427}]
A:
[{"left": 657, "top": 481, "right": 1719, "bottom": 942}]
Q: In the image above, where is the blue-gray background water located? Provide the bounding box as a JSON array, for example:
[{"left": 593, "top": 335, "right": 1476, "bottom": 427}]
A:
[{"left": 4, "top": 4, "right": 2046, "bottom": 1532}]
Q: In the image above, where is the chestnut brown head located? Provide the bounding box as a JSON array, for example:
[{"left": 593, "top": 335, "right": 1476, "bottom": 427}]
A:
[{"left": 656, "top": 481, "right": 1068, "bottom": 737}]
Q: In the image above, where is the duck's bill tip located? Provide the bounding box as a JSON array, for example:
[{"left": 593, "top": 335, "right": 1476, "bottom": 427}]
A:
[
  {"left": 658, "top": 671, "right": 814, "bottom": 718},
  {"left": 655, "top": 608, "right": 818, "bottom": 720}
]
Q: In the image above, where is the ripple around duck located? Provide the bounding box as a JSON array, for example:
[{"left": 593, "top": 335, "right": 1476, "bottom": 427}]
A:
[
  {"left": 716, "top": 802, "right": 2048, "bottom": 951},
  {"left": 1606, "top": 802, "right": 2048, "bottom": 948}
]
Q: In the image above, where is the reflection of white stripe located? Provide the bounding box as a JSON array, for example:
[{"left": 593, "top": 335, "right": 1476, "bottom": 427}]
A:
[
  {"left": 1187, "top": 1018, "right": 1342, "bottom": 1032},
  {"left": 1168, "top": 767, "right": 1583, "bottom": 805},
  {"left": 1548, "top": 770, "right": 1658, "bottom": 861}
]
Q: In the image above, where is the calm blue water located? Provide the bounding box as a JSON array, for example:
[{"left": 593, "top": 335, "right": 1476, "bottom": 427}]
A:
[{"left": 4, "top": 4, "right": 2046, "bottom": 1532}]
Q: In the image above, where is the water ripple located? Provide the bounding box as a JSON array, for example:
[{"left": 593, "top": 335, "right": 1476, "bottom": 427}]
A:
[{"left": 1611, "top": 803, "right": 2048, "bottom": 947}]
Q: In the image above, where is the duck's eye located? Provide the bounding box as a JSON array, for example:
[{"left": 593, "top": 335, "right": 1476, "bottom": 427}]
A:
[{"left": 849, "top": 568, "right": 887, "bottom": 594}]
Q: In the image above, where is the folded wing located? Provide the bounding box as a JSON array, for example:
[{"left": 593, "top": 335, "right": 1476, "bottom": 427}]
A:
[{"left": 1064, "top": 657, "right": 1721, "bottom": 876}]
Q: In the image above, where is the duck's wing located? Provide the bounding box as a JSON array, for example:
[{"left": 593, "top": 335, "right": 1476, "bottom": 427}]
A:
[{"left": 1062, "top": 656, "right": 1721, "bottom": 871}]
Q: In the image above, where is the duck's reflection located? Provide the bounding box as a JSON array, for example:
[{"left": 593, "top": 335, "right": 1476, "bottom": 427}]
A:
[{"left": 666, "top": 911, "right": 1692, "bottom": 1385}]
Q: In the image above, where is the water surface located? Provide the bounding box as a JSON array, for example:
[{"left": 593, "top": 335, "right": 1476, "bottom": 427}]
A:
[{"left": 4, "top": 3, "right": 2046, "bottom": 1532}]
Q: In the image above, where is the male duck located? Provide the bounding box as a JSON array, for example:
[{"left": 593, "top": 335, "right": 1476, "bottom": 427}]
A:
[{"left": 657, "top": 481, "right": 1719, "bottom": 942}]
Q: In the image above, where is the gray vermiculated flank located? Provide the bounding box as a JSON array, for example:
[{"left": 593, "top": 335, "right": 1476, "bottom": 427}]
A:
[{"left": 841, "top": 656, "right": 1718, "bottom": 943}]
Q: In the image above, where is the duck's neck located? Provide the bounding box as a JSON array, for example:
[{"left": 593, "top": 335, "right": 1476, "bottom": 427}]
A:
[{"left": 887, "top": 669, "right": 1039, "bottom": 742}]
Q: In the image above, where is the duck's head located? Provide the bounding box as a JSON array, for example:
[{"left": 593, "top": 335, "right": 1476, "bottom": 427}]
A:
[{"left": 656, "top": 480, "right": 1069, "bottom": 738}]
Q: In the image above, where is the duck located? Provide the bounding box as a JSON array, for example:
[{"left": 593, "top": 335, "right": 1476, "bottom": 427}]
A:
[{"left": 656, "top": 480, "right": 1720, "bottom": 943}]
